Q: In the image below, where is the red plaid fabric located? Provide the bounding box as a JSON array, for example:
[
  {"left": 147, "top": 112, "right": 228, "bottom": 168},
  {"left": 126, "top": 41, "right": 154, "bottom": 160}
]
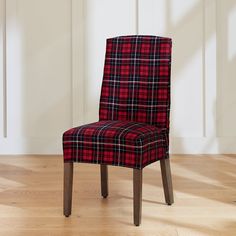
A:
[
  {"left": 63, "top": 35, "right": 172, "bottom": 169},
  {"left": 63, "top": 120, "right": 168, "bottom": 169},
  {"left": 99, "top": 35, "right": 172, "bottom": 129}
]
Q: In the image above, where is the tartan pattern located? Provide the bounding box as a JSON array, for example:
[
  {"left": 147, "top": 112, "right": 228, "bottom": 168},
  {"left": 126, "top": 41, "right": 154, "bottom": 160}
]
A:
[
  {"left": 63, "top": 120, "right": 168, "bottom": 169},
  {"left": 63, "top": 35, "right": 172, "bottom": 169},
  {"left": 99, "top": 35, "right": 172, "bottom": 129}
]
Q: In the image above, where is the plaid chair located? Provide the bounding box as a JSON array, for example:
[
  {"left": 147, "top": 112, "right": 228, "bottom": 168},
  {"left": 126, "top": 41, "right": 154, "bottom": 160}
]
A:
[{"left": 63, "top": 35, "right": 174, "bottom": 226}]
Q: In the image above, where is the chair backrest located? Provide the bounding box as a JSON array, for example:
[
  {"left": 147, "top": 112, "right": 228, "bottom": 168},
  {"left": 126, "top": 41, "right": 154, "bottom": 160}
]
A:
[{"left": 99, "top": 35, "right": 172, "bottom": 129}]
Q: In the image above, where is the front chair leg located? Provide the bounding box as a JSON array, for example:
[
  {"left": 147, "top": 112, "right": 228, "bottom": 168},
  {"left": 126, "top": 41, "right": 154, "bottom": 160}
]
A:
[
  {"left": 64, "top": 162, "right": 73, "bottom": 217},
  {"left": 160, "top": 158, "right": 174, "bottom": 205},
  {"left": 133, "top": 169, "right": 142, "bottom": 226},
  {"left": 100, "top": 164, "right": 108, "bottom": 198}
]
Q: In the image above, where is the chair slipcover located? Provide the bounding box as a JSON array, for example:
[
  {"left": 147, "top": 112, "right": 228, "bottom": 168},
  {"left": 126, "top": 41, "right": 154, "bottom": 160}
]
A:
[{"left": 63, "top": 35, "right": 172, "bottom": 169}]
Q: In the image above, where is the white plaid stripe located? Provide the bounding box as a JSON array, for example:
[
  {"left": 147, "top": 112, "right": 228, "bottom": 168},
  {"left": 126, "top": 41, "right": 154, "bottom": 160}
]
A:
[
  {"left": 111, "top": 38, "right": 119, "bottom": 120},
  {"left": 130, "top": 36, "right": 139, "bottom": 120}
]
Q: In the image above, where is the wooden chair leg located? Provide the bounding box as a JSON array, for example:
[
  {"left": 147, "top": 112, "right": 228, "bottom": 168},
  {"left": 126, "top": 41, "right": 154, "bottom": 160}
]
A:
[
  {"left": 133, "top": 169, "right": 142, "bottom": 226},
  {"left": 160, "top": 158, "right": 174, "bottom": 205},
  {"left": 64, "top": 162, "right": 73, "bottom": 217},
  {"left": 100, "top": 164, "right": 108, "bottom": 198}
]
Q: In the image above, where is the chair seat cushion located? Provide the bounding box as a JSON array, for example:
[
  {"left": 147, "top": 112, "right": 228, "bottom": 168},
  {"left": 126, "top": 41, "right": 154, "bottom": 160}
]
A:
[{"left": 63, "top": 120, "right": 168, "bottom": 169}]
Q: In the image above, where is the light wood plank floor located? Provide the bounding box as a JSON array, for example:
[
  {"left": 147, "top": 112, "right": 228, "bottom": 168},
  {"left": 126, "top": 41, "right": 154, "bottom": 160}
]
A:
[{"left": 0, "top": 155, "right": 235, "bottom": 236}]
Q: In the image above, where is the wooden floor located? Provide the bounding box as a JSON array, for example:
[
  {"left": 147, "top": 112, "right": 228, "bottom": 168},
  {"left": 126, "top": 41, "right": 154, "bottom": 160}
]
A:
[{"left": 0, "top": 155, "right": 235, "bottom": 236}]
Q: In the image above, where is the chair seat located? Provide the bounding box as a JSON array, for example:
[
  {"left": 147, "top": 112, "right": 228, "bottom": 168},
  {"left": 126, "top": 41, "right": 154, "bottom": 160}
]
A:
[{"left": 63, "top": 120, "right": 168, "bottom": 169}]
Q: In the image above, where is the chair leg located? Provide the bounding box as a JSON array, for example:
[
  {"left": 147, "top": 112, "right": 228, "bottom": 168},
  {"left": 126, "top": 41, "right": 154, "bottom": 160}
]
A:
[
  {"left": 160, "top": 158, "right": 174, "bottom": 205},
  {"left": 100, "top": 164, "right": 108, "bottom": 198},
  {"left": 64, "top": 162, "right": 73, "bottom": 217},
  {"left": 133, "top": 169, "right": 142, "bottom": 226}
]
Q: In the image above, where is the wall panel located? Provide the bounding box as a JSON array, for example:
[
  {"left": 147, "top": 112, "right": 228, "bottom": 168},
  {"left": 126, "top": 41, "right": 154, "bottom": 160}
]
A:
[
  {"left": 83, "top": 0, "right": 137, "bottom": 123},
  {"left": 217, "top": 0, "right": 236, "bottom": 137},
  {"left": 139, "top": 0, "right": 204, "bottom": 138},
  {"left": 0, "top": 0, "right": 236, "bottom": 154},
  {"left": 1, "top": 0, "right": 72, "bottom": 153}
]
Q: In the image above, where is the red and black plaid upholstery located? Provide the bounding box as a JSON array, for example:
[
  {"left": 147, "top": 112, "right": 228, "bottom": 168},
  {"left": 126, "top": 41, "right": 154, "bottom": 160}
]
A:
[{"left": 63, "top": 35, "right": 172, "bottom": 169}]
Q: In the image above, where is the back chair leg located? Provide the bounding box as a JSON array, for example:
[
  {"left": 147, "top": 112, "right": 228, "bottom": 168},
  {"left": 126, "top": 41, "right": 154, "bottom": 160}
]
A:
[
  {"left": 160, "top": 158, "right": 174, "bottom": 205},
  {"left": 64, "top": 162, "right": 73, "bottom": 217},
  {"left": 133, "top": 169, "right": 142, "bottom": 226},
  {"left": 100, "top": 164, "right": 108, "bottom": 198}
]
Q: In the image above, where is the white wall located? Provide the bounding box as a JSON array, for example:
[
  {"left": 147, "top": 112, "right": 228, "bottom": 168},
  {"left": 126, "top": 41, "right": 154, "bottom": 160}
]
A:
[
  {"left": 0, "top": 0, "right": 72, "bottom": 153},
  {"left": 0, "top": 0, "right": 236, "bottom": 154}
]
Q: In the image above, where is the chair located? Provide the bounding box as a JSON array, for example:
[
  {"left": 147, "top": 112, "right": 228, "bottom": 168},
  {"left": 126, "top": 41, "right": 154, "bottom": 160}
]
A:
[{"left": 63, "top": 35, "right": 173, "bottom": 226}]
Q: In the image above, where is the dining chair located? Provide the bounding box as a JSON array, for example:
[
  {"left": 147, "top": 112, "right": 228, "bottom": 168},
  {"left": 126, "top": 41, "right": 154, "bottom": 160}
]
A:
[{"left": 63, "top": 35, "right": 174, "bottom": 226}]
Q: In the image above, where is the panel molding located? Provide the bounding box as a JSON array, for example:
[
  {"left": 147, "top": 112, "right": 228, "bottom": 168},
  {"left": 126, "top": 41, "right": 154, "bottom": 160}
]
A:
[
  {"left": 0, "top": 0, "right": 3, "bottom": 137},
  {"left": 3, "top": 0, "right": 7, "bottom": 137},
  {"left": 0, "top": 0, "right": 7, "bottom": 137},
  {"left": 135, "top": 0, "right": 139, "bottom": 34}
]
